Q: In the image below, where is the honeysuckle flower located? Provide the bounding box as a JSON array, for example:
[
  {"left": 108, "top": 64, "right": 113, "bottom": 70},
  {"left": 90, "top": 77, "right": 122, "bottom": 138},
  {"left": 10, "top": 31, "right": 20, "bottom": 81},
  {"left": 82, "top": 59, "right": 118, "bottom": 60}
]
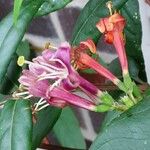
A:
[
  {"left": 71, "top": 38, "right": 96, "bottom": 70},
  {"left": 14, "top": 69, "right": 98, "bottom": 111},
  {"left": 14, "top": 42, "right": 105, "bottom": 111},
  {"left": 95, "top": 2, "right": 142, "bottom": 102},
  {"left": 71, "top": 39, "right": 127, "bottom": 92},
  {"left": 96, "top": 12, "right": 128, "bottom": 76}
]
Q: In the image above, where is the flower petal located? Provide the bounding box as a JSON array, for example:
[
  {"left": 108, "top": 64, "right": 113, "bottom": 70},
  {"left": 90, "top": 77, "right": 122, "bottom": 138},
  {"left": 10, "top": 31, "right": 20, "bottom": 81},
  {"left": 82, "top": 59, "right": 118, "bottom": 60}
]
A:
[{"left": 80, "top": 38, "right": 96, "bottom": 54}]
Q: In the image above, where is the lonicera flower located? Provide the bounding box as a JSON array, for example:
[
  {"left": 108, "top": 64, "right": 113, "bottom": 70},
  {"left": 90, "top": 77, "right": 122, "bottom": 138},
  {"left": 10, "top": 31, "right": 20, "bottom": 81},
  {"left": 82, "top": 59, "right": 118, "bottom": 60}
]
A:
[
  {"left": 71, "top": 39, "right": 127, "bottom": 92},
  {"left": 96, "top": 7, "right": 128, "bottom": 76},
  {"left": 13, "top": 42, "right": 104, "bottom": 112},
  {"left": 15, "top": 69, "right": 97, "bottom": 111},
  {"left": 71, "top": 38, "right": 96, "bottom": 70},
  {"left": 95, "top": 3, "right": 142, "bottom": 102}
]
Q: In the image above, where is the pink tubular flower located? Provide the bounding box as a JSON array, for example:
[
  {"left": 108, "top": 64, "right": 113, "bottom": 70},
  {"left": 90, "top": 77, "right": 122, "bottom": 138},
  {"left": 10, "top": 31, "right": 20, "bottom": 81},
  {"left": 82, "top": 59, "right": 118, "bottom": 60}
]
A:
[
  {"left": 14, "top": 42, "right": 102, "bottom": 111},
  {"left": 96, "top": 13, "right": 128, "bottom": 76}
]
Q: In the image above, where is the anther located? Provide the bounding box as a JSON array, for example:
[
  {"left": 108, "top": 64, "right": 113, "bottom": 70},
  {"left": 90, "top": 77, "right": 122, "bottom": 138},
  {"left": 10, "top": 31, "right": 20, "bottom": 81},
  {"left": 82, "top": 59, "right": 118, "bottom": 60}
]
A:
[
  {"left": 17, "top": 56, "right": 25, "bottom": 66},
  {"left": 106, "top": 1, "right": 113, "bottom": 15},
  {"left": 45, "top": 42, "right": 57, "bottom": 50}
]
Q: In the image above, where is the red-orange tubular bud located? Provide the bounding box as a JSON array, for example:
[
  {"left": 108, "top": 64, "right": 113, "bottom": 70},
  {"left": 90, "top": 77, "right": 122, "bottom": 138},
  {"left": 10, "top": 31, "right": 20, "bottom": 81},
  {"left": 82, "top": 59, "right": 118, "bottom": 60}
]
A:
[{"left": 96, "top": 13, "right": 128, "bottom": 75}]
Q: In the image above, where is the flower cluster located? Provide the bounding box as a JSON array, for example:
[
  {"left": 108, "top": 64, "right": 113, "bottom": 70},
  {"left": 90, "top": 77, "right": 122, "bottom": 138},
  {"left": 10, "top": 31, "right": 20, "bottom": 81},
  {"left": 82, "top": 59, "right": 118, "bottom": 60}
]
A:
[
  {"left": 13, "top": 43, "right": 103, "bottom": 112},
  {"left": 13, "top": 1, "right": 142, "bottom": 113}
]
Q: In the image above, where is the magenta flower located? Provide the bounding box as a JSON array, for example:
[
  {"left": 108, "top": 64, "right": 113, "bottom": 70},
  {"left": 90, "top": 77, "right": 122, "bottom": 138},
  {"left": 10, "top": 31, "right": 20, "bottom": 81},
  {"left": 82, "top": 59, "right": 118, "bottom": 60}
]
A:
[{"left": 14, "top": 43, "right": 102, "bottom": 111}]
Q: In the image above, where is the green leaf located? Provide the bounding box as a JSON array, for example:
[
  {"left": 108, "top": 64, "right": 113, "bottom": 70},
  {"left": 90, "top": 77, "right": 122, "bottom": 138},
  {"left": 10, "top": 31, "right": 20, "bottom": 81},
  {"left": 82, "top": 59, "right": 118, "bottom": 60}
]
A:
[
  {"left": 121, "top": 0, "right": 142, "bottom": 59},
  {"left": 120, "top": 0, "right": 146, "bottom": 81},
  {"left": 32, "top": 107, "right": 61, "bottom": 150},
  {"left": 36, "top": 0, "right": 72, "bottom": 17},
  {"left": 0, "top": 94, "right": 11, "bottom": 114},
  {"left": 0, "top": 99, "right": 32, "bottom": 150},
  {"left": 0, "top": 41, "right": 30, "bottom": 94},
  {"left": 13, "top": 0, "right": 23, "bottom": 23},
  {"left": 90, "top": 96, "right": 150, "bottom": 150},
  {"left": 0, "top": 94, "right": 11, "bottom": 104},
  {"left": 16, "top": 40, "right": 30, "bottom": 59},
  {"left": 0, "top": 0, "right": 44, "bottom": 84},
  {"left": 52, "top": 107, "right": 86, "bottom": 149}
]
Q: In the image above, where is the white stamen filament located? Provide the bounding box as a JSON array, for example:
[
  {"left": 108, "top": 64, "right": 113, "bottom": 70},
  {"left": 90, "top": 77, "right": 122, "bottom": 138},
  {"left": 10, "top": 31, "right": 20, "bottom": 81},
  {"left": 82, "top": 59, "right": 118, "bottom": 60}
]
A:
[
  {"left": 49, "top": 78, "right": 62, "bottom": 91},
  {"left": 49, "top": 58, "right": 68, "bottom": 71},
  {"left": 38, "top": 72, "right": 67, "bottom": 78},
  {"left": 34, "top": 98, "right": 44, "bottom": 110},
  {"left": 34, "top": 98, "right": 49, "bottom": 112},
  {"left": 40, "top": 61, "right": 65, "bottom": 71},
  {"left": 25, "top": 59, "right": 69, "bottom": 79},
  {"left": 37, "top": 103, "right": 49, "bottom": 111},
  {"left": 24, "top": 95, "right": 33, "bottom": 99},
  {"left": 37, "top": 71, "right": 68, "bottom": 81},
  {"left": 25, "top": 60, "right": 57, "bottom": 73},
  {"left": 14, "top": 91, "right": 30, "bottom": 97},
  {"left": 45, "top": 78, "right": 62, "bottom": 98}
]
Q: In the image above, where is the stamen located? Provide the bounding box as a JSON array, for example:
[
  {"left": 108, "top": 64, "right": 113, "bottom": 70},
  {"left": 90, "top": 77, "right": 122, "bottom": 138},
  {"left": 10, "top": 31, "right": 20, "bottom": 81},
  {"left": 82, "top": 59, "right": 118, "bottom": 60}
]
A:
[
  {"left": 46, "top": 78, "right": 62, "bottom": 98},
  {"left": 45, "top": 42, "right": 57, "bottom": 50},
  {"left": 13, "top": 91, "right": 30, "bottom": 98},
  {"left": 34, "top": 98, "right": 49, "bottom": 112},
  {"left": 38, "top": 73, "right": 67, "bottom": 81},
  {"left": 49, "top": 78, "right": 62, "bottom": 91},
  {"left": 39, "top": 61, "right": 65, "bottom": 71},
  {"left": 34, "top": 98, "right": 45, "bottom": 110},
  {"left": 48, "top": 58, "right": 69, "bottom": 71},
  {"left": 17, "top": 56, "right": 25, "bottom": 66},
  {"left": 24, "top": 95, "right": 33, "bottom": 99},
  {"left": 106, "top": 1, "right": 113, "bottom": 15},
  {"left": 74, "top": 63, "right": 79, "bottom": 70},
  {"left": 25, "top": 60, "right": 62, "bottom": 73},
  {"left": 37, "top": 103, "right": 49, "bottom": 111}
]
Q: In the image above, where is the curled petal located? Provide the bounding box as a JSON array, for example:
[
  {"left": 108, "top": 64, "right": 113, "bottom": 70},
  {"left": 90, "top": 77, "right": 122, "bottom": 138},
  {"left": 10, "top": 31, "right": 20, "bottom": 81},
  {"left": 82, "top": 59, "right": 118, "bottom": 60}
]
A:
[
  {"left": 96, "top": 18, "right": 114, "bottom": 33},
  {"left": 54, "top": 42, "right": 71, "bottom": 72},
  {"left": 80, "top": 38, "right": 96, "bottom": 54},
  {"left": 62, "top": 72, "right": 80, "bottom": 91},
  {"left": 109, "top": 13, "right": 125, "bottom": 32}
]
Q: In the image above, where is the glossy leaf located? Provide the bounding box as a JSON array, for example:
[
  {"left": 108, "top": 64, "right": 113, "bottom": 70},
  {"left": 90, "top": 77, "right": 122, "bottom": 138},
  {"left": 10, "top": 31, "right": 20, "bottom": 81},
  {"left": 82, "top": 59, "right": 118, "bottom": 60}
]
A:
[
  {"left": 36, "top": 0, "right": 72, "bottom": 17},
  {"left": 52, "top": 107, "right": 86, "bottom": 149},
  {"left": 90, "top": 96, "right": 150, "bottom": 150},
  {"left": 32, "top": 106, "right": 61, "bottom": 150},
  {"left": 121, "top": 0, "right": 142, "bottom": 59},
  {"left": 0, "top": 41, "right": 30, "bottom": 94},
  {"left": 0, "top": 0, "right": 44, "bottom": 84},
  {"left": 0, "top": 94, "right": 11, "bottom": 104},
  {"left": 0, "top": 100, "right": 32, "bottom": 150},
  {"left": 13, "top": 0, "right": 23, "bottom": 23},
  {"left": 121, "top": 0, "right": 146, "bottom": 81}
]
